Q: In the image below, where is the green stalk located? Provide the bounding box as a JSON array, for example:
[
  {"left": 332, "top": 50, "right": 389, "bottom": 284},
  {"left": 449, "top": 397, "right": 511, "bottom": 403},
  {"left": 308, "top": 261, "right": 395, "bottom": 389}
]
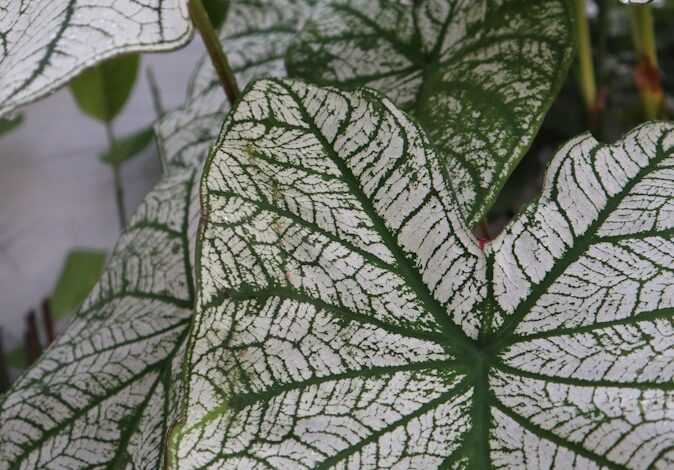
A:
[
  {"left": 596, "top": 0, "right": 609, "bottom": 83},
  {"left": 105, "top": 122, "right": 128, "bottom": 229},
  {"left": 630, "top": 4, "right": 663, "bottom": 120},
  {"left": 146, "top": 67, "right": 164, "bottom": 119},
  {"left": 574, "top": 0, "right": 599, "bottom": 127},
  {"left": 188, "top": 0, "right": 240, "bottom": 105}
]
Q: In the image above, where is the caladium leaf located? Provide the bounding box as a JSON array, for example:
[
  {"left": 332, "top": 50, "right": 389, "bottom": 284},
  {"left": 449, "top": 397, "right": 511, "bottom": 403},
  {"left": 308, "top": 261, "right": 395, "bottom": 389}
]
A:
[
  {"left": 286, "top": 0, "right": 575, "bottom": 226},
  {"left": 0, "top": 165, "right": 201, "bottom": 468},
  {"left": 0, "top": 2, "right": 320, "bottom": 464},
  {"left": 0, "top": 0, "right": 192, "bottom": 118},
  {"left": 156, "top": 0, "right": 317, "bottom": 172},
  {"left": 0, "top": 1, "right": 320, "bottom": 469},
  {"left": 174, "top": 79, "right": 674, "bottom": 468}
]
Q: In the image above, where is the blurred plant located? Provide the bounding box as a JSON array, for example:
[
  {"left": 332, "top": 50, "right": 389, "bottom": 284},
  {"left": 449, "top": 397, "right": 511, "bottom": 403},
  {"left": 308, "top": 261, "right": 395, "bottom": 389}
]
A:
[
  {"left": 0, "top": 115, "right": 23, "bottom": 137},
  {"left": 0, "top": 249, "right": 106, "bottom": 387},
  {"left": 69, "top": 54, "right": 153, "bottom": 229}
]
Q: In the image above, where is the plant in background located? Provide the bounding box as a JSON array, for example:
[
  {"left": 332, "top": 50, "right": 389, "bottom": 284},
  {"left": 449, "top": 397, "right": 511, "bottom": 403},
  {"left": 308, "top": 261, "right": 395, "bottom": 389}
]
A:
[
  {"left": 0, "top": 115, "right": 23, "bottom": 138},
  {"left": 69, "top": 54, "right": 154, "bottom": 228},
  {"left": 0, "top": 0, "right": 672, "bottom": 469}
]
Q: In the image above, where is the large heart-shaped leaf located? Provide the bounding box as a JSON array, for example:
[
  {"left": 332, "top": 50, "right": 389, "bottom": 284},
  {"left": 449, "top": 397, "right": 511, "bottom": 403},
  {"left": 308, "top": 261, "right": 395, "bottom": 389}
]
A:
[
  {"left": 0, "top": 0, "right": 192, "bottom": 118},
  {"left": 0, "top": 166, "right": 200, "bottom": 468},
  {"left": 286, "top": 0, "right": 575, "bottom": 226},
  {"left": 174, "top": 79, "right": 673, "bottom": 468}
]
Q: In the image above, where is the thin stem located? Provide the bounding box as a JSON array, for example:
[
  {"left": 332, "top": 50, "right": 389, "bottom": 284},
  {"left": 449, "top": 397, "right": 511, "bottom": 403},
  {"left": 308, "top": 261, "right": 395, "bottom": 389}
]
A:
[
  {"left": 105, "top": 122, "right": 128, "bottom": 229},
  {"left": 476, "top": 217, "right": 491, "bottom": 251},
  {"left": 596, "top": 0, "right": 609, "bottom": 79},
  {"left": 0, "top": 329, "right": 10, "bottom": 393},
  {"left": 146, "top": 67, "right": 164, "bottom": 119},
  {"left": 24, "top": 310, "right": 42, "bottom": 365},
  {"left": 591, "top": 0, "right": 610, "bottom": 139},
  {"left": 41, "top": 298, "right": 55, "bottom": 345},
  {"left": 188, "top": 0, "right": 240, "bottom": 105},
  {"left": 574, "top": 0, "right": 600, "bottom": 128},
  {"left": 630, "top": 4, "right": 663, "bottom": 120}
]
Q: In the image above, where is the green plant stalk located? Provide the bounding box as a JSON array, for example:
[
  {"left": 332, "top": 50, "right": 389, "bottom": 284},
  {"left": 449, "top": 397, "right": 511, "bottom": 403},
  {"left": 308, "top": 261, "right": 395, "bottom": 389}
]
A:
[
  {"left": 188, "top": 0, "right": 240, "bottom": 105},
  {"left": 146, "top": 67, "right": 164, "bottom": 119},
  {"left": 105, "top": 122, "right": 128, "bottom": 229},
  {"left": 596, "top": 0, "right": 609, "bottom": 83},
  {"left": 574, "top": 0, "right": 599, "bottom": 125},
  {"left": 630, "top": 5, "right": 663, "bottom": 121}
]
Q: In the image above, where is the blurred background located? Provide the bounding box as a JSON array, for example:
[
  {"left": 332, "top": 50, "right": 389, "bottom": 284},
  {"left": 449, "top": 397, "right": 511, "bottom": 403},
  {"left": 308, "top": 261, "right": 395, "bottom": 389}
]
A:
[{"left": 0, "top": 0, "right": 672, "bottom": 388}]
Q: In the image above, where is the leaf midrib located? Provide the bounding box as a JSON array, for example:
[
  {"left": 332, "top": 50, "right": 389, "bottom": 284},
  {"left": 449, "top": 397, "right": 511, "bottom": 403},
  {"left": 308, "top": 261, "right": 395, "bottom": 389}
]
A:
[
  {"left": 492, "top": 134, "right": 673, "bottom": 349},
  {"left": 315, "top": 378, "right": 472, "bottom": 469},
  {"left": 185, "top": 359, "right": 463, "bottom": 437},
  {"left": 8, "top": 324, "right": 188, "bottom": 469},
  {"left": 277, "top": 80, "right": 478, "bottom": 357},
  {"left": 492, "top": 399, "right": 628, "bottom": 470}
]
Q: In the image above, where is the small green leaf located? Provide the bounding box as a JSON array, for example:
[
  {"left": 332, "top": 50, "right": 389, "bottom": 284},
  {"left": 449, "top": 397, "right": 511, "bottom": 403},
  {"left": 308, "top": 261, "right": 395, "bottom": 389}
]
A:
[
  {"left": 286, "top": 0, "right": 575, "bottom": 226},
  {"left": 0, "top": 0, "right": 192, "bottom": 118},
  {"left": 49, "top": 249, "right": 107, "bottom": 320},
  {"left": 176, "top": 80, "right": 674, "bottom": 468},
  {"left": 69, "top": 54, "right": 140, "bottom": 123},
  {"left": 4, "top": 347, "right": 27, "bottom": 370},
  {"left": 99, "top": 126, "right": 155, "bottom": 166},
  {"left": 0, "top": 114, "right": 23, "bottom": 136}
]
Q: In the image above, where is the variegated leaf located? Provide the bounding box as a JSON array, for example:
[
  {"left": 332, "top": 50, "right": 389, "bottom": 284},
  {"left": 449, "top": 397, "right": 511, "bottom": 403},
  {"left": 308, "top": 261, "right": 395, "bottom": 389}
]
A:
[
  {"left": 286, "top": 0, "right": 575, "bottom": 226},
  {"left": 0, "top": 0, "right": 192, "bottom": 117},
  {"left": 0, "top": 167, "right": 200, "bottom": 469},
  {"left": 176, "top": 79, "right": 674, "bottom": 469},
  {"left": 156, "top": 0, "right": 317, "bottom": 172},
  {"left": 0, "top": 2, "right": 320, "bottom": 466}
]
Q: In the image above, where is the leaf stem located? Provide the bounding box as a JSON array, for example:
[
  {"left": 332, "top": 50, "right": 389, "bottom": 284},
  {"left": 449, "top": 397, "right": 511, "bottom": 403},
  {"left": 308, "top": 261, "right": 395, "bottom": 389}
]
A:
[
  {"left": 574, "top": 0, "right": 600, "bottom": 128},
  {"left": 595, "top": 0, "right": 609, "bottom": 79},
  {"left": 0, "top": 329, "right": 10, "bottom": 393},
  {"left": 188, "top": 0, "right": 240, "bottom": 105},
  {"left": 105, "top": 122, "right": 128, "bottom": 229},
  {"left": 476, "top": 217, "right": 491, "bottom": 251},
  {"left": 146, "top": 67, "right": 164, "bottom": 119},
  {"left": 630, "top": 4, "right": 663, "bottom": 120}
]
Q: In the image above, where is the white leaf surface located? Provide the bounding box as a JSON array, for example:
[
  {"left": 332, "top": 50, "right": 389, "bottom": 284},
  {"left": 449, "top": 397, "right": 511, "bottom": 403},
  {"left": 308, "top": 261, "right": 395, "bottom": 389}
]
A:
[
  {"left": 177, "top": 80, "right": 674, "bottom": 468},
  {"left": 0, "top": 0, "right": 192, "bottom": 117},
  {"left": 286, "top": 0, "right": 575, "bottom": 225},
  {"left": 156, "top": 0, "right": 317, "bottom": 173}
]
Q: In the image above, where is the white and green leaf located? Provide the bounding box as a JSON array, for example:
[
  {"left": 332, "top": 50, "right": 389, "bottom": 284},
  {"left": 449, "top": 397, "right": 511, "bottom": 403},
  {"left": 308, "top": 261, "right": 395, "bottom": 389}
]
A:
[
  {"left": 0, "top": 0, "right": 192, "bottom": 118},
  {"left": 286, "top": 0, "right": 575, "bottom": 226},
  {"left": 175, "top": 79, "right": 673, "bottom": 468},
  {"left": 0, "top": 2, "right": 320, "bottom": 466},
  {"left": 155, "top": 0, "right": 318, "bottom": 172},
  {"left": 0, "top": 166, "right": 200, "bottom": 469}
]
